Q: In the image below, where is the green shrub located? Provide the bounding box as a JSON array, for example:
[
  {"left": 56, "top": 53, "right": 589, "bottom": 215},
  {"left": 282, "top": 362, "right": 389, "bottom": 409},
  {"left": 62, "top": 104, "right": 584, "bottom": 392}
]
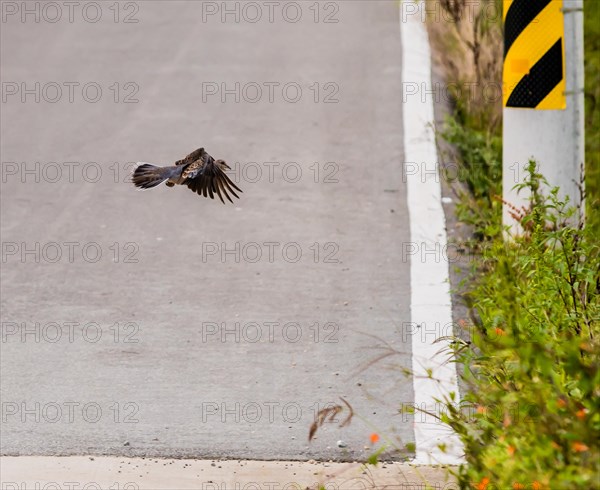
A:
[
  {"left": 439, "top": 117, "right": 502, "bottom": 242},
  {"left": 443, "top": 163, "right": 600, "bottom": 489}
]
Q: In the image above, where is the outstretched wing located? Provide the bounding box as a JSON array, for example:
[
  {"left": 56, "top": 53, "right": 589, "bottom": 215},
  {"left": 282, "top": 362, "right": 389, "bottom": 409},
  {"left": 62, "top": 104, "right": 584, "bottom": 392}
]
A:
[{"left": 185, "top": 159, "right": 243, "bottom": 204}]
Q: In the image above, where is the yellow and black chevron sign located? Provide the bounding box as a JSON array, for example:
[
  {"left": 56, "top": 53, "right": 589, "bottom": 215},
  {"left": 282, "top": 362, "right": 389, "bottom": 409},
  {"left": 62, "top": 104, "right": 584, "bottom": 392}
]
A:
[{"left": 503, "top": 0, "right": 566, "bottom": 109}]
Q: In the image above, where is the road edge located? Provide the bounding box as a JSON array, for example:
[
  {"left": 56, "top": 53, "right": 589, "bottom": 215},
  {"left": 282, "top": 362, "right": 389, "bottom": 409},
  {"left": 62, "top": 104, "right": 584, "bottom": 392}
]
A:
[
  {"left": 0, "top": 456, "right": 457, "bottom": 488},
  {"left": 399, "top": 0, "right": 465, "bottom": 466}
]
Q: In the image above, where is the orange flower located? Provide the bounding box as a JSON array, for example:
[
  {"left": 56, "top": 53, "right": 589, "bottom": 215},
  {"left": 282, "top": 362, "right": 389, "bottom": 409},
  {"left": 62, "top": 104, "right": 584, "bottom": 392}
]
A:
[
  {"left": 532, "top": 482, "right": 542, "bottom": 490},
  {"left": 513, "top": 483, "right": 524, "bottom": 490},
  {"left": 495, "top": 327, "right": 505, "bottom": 336},
  {"left": 476, "top": 405, "right": 486, "bottom": 415},
  {"left": 476, "top": 477, "right": 490, "bottom": 490},
  {"left": 369, "top": 433, "right": 379, "bottom": 444},
  {"left": 576, "top": 409, "right": 587, "bottom": 419},
  {"left": 557, "top": 398, "right": 567, "bottom": 408},
  {"left": 579, "top": 341, "right": 591, "bottom": 352},
  {"left": 572, "top": 442, "right": 589, "bottom": 452},
  {"left": 507, "top": 445, "right": 515, "bottom": 456}
]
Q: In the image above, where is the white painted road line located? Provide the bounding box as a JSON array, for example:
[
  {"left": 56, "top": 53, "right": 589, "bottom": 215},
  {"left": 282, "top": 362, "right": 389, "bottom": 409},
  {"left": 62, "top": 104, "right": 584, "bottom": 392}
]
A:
[{"left": 400, "top": 0, "right": 465, "bottom": 465}]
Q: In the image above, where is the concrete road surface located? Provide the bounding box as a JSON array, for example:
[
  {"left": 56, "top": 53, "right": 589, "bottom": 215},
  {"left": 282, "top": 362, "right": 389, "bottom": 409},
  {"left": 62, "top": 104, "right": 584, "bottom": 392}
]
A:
[{"left": 1, "top": 1, "right": 414, "bottom": 461}]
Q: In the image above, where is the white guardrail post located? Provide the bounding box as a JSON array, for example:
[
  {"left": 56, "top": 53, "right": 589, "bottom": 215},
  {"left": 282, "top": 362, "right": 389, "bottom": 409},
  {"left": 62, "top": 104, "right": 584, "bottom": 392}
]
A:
[{"left": 503, "top": 0, "right": 585, "bottom": 233}]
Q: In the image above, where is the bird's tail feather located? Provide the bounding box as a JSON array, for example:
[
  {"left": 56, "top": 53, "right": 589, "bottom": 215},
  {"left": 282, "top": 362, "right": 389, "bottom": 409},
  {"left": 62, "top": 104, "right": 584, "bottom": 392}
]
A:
[{"left": 132, "top": 163, "right": 178, "bottom": 189}]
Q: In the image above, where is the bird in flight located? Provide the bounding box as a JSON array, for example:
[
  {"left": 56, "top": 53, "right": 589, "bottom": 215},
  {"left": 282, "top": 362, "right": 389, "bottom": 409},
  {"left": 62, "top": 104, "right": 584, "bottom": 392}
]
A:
[{"left": 132, "top": 148, "right": 242, "bottom": 203}]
